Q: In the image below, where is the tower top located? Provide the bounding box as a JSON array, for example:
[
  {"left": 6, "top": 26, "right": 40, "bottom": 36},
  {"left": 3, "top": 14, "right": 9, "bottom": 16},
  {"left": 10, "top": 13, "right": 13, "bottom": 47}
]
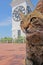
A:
[
  {"left": 11, "top": 0, "right": 33, "bottom": 8},
  {"left": 11, "top": 0, "right": 25, "bottom": 7}
]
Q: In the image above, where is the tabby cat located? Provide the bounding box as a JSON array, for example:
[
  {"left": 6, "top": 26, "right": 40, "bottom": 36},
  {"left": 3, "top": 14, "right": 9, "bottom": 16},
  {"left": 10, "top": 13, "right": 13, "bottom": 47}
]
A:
[{"left": 20, "top": 10, "right": 43, "bottom": 65}]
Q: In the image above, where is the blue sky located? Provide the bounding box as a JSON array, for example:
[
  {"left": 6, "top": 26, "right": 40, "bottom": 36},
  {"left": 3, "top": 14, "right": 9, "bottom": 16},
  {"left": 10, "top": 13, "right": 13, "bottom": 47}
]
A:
[
  {"left": 0, "top": 0, "right": 12, "bottom": 38},
  {"left": 0, "top": 0, "right": 38, "bottom": 38}
]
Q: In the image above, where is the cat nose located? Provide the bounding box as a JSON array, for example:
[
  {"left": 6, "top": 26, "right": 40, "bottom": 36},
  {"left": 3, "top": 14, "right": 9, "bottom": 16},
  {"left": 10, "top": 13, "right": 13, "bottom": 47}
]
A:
[{"left": 24, "top": 27, "right": 29, "bottom": 33}]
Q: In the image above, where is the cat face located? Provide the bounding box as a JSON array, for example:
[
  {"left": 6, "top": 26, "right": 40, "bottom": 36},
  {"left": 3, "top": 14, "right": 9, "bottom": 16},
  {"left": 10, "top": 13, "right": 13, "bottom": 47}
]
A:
[{"left": 20, "top": 10, "right": 43, "bottom": 34}]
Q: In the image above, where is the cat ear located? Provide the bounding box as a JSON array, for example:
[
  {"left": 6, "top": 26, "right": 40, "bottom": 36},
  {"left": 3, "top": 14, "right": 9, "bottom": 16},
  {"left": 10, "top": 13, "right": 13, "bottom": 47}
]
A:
[
  {"left": 32, "top": 10, "right": 43, "bottom": 19},
  {"left": 27, "top": 10, "right": 43, "bottom": 20},
  {"left": 20, "top": 12, "right": 25, "bottom": 20}
]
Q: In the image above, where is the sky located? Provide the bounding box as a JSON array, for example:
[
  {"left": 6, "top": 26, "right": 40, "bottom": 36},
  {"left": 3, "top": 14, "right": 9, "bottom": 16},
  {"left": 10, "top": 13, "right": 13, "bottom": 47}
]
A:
[{"left": 0, "top": 0, "right": 38, "bottom": 38}]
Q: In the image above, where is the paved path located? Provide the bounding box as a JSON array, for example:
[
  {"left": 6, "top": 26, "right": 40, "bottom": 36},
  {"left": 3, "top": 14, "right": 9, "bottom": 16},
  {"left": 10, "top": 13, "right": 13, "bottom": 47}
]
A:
[{"left": 0, "top": 44, "right": 26, "bottom": 65}]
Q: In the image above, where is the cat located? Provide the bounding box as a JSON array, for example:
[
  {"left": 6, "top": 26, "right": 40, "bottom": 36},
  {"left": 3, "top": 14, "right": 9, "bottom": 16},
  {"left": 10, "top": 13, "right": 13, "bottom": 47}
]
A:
[{"left": 20, "top": 10, "right": 43, "bottom": 65}]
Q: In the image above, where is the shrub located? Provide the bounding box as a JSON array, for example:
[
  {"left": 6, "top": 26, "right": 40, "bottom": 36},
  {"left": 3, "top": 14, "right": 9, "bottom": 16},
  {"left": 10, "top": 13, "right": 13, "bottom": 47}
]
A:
[
  {"left": 14, "top": 36, "right": 26, "bottom": 43},
  {"left": 0, "top": 37, "right": 13, "bottom": 43}
]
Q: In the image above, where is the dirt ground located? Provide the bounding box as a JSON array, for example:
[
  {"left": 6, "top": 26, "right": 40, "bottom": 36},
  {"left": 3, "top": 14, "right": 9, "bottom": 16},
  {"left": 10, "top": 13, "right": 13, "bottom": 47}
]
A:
[{"left": 0, "top": 43, "right": 26, "bottom": 65}]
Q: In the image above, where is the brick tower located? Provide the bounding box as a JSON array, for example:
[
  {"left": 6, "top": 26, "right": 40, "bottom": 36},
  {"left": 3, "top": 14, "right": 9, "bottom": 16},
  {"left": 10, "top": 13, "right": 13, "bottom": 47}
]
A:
[{"left": 36, "top": 0, "right": 43, "bottom": 13}]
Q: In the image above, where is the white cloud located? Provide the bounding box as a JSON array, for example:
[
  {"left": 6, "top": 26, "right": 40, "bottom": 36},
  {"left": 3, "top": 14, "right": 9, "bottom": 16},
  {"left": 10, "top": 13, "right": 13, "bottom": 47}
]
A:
[{"left": 0, "top": 17, "right": 12, "bottom": 26}]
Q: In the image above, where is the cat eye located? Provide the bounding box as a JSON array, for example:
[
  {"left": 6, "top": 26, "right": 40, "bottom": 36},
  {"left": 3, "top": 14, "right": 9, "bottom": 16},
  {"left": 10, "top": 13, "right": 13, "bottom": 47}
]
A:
[{"left": 30, "top": 17, "right": 37, "bottom": 23}]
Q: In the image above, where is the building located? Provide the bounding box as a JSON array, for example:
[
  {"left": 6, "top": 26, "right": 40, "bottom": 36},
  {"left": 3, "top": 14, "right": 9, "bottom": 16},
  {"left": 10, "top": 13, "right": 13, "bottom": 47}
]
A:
[{"left": 11, "top": 0, "right": 34, "bottom": 39}]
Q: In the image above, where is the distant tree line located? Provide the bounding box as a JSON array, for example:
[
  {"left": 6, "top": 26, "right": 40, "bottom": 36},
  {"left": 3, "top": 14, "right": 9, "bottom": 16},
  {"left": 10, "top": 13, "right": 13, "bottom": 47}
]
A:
[
  {"left": 0, "top": 36, "right": 26, "bottom": 43},
  {"left": 0, "top": 37, "right": 13, "bottom": 43}
]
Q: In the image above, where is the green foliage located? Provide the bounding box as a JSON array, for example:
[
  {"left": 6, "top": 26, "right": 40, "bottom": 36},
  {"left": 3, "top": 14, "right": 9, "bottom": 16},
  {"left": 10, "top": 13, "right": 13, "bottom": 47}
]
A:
[
  {"left": 0, "top": 37, "right": 12, "bottom": 43},
  {"left": 14, "top": 36, "right": 26, "bottom": 43},
  {"left": 0, "top": 36, "right": 26, "bottom": 43}
]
